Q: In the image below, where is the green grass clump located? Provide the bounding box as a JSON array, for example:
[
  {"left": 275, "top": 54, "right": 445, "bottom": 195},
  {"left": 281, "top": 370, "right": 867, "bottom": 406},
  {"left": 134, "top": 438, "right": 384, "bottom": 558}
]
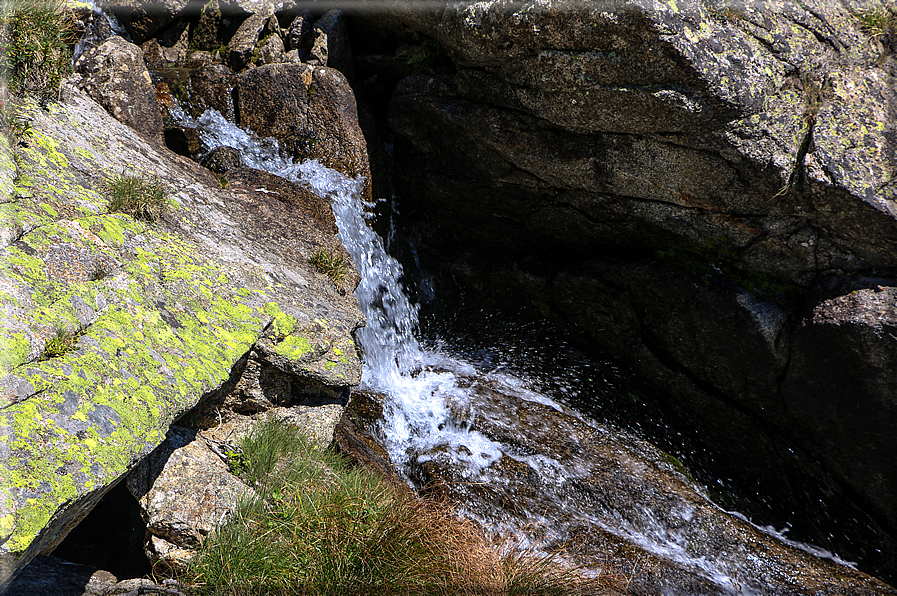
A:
[
  {"left": 0, "top": 0, "right": 75, "bottom": 100},
  {"left": 1, "top": 98, "right": 34, "bottom": 145},
  {"left": 855, "top": 1, "right": 897, "bottom": 43},
  {"left": 179, "top": 416, "right": 621, "bottom": 595},
  {"left": 39, "top": 326, "right": 79, "bottom": 361},
  {"left": 308, "top": 248, "right": 350, "bottom": 288},
  {"left": 104, "top": 172, "right": 170, "bottom": 222}
]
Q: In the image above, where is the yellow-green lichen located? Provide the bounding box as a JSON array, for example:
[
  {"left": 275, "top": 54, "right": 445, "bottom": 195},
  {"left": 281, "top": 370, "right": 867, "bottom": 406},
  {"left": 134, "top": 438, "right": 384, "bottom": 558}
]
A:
[
  {"left": 265, "top": 301, "right": 298, "bottom": 337},
  {"left": 0, "top": 332, "right": 32, "bottom": 374},
  {"left": 0, "top": 513, "right": 15, "bottom": 543},
  {"left": 0, "top": 84, "right": 362, "bottom": 561},
  {"left": 275, "top": 335, "right": 312, "bottom": 360}
]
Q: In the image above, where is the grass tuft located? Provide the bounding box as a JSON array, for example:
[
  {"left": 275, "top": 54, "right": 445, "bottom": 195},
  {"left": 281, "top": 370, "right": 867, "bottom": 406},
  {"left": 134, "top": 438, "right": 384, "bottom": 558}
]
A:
[
  {"left": 308, "top": 248, "right": 350, "bottom": 288},
  {"left": 1, "top": 99, "right": 34, "bottom": 144},
  {"left": 104, "top": 171, "right": 170, "bottom": 222},
  {"left": 176, "top": 416, "right": 623, "bottom": 595},
  {"left": 855, "top": 0, "right": 897, "bottom": 43},
  {"left": 0, "top": 0, "right": 75, "bottom": 100},
  {"left": 88, "top": 263, "right": 110, "bottom": 281},
  {"left": 40, "top": 326, "right": 79, "bottom": 361}
]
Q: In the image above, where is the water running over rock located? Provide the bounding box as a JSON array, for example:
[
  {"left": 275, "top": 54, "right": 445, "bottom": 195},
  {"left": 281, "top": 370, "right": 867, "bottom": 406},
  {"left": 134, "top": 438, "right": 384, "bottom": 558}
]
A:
[{"left": 171, "top": 108, "right": 896, "bottom": 596}]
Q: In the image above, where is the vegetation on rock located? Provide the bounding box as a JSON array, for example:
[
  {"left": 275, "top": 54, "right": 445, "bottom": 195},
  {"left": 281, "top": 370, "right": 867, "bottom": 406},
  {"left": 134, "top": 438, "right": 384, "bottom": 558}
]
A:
[
  {"left": 38, "top": 326, "right": 80, "bottom": 361},
  {"left": 309, "top": 247, "right": 350, "bottom": 288},
  {"left": 855, "top": 0, "right": 897, "bottom": 45},
  {"left": 0, "top": 99, "right": 34, "bottom": 145},
  {"left": 104, "top": 171, "right": 170, "bottom": 222},
  {"left": 179, "top": 416, "right": 625, "bottom": 595},
  {"left": 0, "top": 0, "right": 74, "bottom": 100}
]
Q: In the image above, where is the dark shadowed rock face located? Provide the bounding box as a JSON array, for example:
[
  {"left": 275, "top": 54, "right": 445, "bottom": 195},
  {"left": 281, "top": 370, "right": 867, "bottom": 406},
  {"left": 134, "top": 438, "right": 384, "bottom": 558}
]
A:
[
  {"left": 2, "top": 554, "right": 176, "bottom": 596},
  {"left": 103, "top": 0, "right": 191, "bottom": 44},
  {"left": 309, "top": 10, "right": 355, "bottom": 80},
  {"left": 783, "top": 287, "right": 897, "bottom": 528},
  {"left": 379, "top": 0, "right": 897, "bottom": 278},
  {"left": 349, "top": 0, "right": 897, "bottom": 581}
]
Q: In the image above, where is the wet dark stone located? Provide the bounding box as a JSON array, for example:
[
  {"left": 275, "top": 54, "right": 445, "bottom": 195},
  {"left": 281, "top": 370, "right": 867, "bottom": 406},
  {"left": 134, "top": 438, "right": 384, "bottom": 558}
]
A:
[{"left": 201, "top": 146, "right": 242, "bottom": 173}]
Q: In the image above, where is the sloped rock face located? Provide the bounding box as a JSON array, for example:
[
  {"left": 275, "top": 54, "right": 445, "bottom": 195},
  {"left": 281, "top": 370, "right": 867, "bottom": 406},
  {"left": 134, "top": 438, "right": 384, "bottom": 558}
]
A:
[
  {"left": 352, "top": 0, "right": 897, "bottom": 580},
  {"left": 387, "top": 1, "right": 896, "bottom": 279},
  {"left": 0, "top": 85, "right": 364, "bottom": 590},
  {"left": 347, "top": 382, "right": 897, "bottom": 596}
]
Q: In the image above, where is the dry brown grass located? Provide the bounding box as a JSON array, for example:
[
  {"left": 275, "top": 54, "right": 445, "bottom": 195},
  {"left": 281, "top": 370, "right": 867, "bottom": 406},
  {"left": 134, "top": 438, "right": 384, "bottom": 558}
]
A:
[{"left": 177, "top": 416, "right": 628, "bottom": 595}]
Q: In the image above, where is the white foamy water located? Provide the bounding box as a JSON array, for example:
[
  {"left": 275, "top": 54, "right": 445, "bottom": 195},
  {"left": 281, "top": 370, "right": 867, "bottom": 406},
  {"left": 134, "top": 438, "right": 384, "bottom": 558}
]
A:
[
  {"left": 171, "top": 108, "right": 860, "bottom": 595},
  {"left": 172, "top": 108, "right": 505, "bottom": 472},
  {"left": 70, "top": 1, "right": 129, "bottom": 63}
]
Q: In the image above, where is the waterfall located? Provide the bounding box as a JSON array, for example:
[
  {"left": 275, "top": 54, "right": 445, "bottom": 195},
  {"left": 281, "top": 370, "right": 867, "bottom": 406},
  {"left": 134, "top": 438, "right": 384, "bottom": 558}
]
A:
[
  {"left": 71, "top": 1, "right": 129, "bottom": 63},
  {"left": 174, "top": 108, "right": 504, "bottom": 472},
  {"left": 171, "top": 108, "right": 864, "bottom": 595}
]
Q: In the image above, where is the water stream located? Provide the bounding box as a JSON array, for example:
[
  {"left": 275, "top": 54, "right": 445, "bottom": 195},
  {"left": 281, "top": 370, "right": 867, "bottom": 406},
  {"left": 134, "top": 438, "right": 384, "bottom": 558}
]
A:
[{"left": 171, "top": 107, "right": 871, "bottom": 595}]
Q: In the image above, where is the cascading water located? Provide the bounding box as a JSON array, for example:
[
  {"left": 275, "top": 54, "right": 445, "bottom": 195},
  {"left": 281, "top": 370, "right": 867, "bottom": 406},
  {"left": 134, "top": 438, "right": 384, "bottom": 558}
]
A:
[
  {"left": 171, "top": 107, "right": 874, "bottom": 595},
  {"left": 174, "top": 108, "right": 506, "bottom": 472},
  {"left": 70, "top": 1, "right": 129, "bottom": 63}
]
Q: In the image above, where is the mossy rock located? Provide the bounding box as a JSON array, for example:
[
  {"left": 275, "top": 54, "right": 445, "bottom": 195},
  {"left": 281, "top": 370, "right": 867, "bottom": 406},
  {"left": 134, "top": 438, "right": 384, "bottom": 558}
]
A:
[{"left": 0, "top": 88, "right": 364, "bottom": 589}]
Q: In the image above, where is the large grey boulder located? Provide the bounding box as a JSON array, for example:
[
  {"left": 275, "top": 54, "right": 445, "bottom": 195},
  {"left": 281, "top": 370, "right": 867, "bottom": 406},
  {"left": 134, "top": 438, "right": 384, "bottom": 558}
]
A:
[
  {"left": 72, "top": 36, "right": 164, "bottom": 145},
  {"left": 386, "top": 0, "right": 895, "bottom": 277},
  {"left": 370, "top": 0, "right": 897, "bottom": 580},
  {"left": 235, "top": 63, "right": 373, "bottom": 201},
  {"left": 0, "top": 84, "right": 364, "bottom": 591},
  {"left": 125, "top": 426, "right": 252, "bottom": 568}
]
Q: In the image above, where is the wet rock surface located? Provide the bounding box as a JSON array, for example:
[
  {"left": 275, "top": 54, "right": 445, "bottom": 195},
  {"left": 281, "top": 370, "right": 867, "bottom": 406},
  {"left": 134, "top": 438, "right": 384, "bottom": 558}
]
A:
[
  {"left": 351, "top": 0, "right": 897, "bottom": 580},
  {"left": 234, "top": 63, "right": 372, "bottom": 200},
  {"left": 348, "top": 379, "right": 897, "bottom": 595},
  {"left": 6, "top": 0, "right": 896, "bottom": 593}
]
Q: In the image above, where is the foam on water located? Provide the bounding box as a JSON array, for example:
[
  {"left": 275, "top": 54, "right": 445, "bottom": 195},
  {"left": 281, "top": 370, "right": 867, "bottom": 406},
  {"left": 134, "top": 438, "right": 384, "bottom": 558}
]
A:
[
  {"left": 171, "top": 108, "right": 858, "bottom": 594},
  {"left": 172, "top": 107, "right": 504, "bottom": 472}
]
